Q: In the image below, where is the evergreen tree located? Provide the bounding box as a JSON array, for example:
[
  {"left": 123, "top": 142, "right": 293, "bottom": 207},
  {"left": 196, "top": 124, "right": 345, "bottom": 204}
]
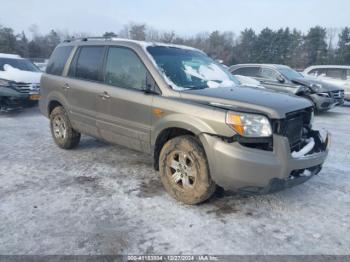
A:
[
  {"left": 303, "top": 26, "right": 328, "bottom": 66},
  {"left": 234, "top": 28, "right": 257, "bottom": 63},
  {"left": 15, "top": 31, "right": 29, "bottom": 57},
  {"left": 0, "top": 26, "right": 17, "bottom": 53},
  {"left": 287, "top": 29, "right": 305, "bottom": 68},
  {"left": 255, "top": 28, "right": 276, "bottom": 63},
  {"left": 103, "top": 32, "right": 118, "bottom": 38},
  {"left": 337, "top": 27, "right": 350, "bottom": 64}
]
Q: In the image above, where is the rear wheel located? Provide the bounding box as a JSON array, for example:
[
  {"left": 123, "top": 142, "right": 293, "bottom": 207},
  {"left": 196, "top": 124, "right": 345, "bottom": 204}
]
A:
[
  {"left": 159, "top": 135, "right": 216, "bottom": 204},
  {"left": 50, "top": 106, "right": 81, "bottom": 149}
]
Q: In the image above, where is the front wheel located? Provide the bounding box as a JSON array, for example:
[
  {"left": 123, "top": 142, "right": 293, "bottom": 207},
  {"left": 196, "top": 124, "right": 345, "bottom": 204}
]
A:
[
  {"left": 159, "top": 135, "right": 216, "bottom": 205},
  {"left": 50, "top": 106, "right": 81, "bottom": 149}
]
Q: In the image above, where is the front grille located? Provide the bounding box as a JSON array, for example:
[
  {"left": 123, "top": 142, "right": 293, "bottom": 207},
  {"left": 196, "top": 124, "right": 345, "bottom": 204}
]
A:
[
  {"left": 285, "top": 116, "right": 303, "bottom": 146},
  {"left": 14, "top": 83, "right": 31, "bottom": 94},
  {"left": 273, "top": 108, "right": 313, "bottom": 151},
  {"left": 330, "top": 90, "right": 344, "bottom": 100}
]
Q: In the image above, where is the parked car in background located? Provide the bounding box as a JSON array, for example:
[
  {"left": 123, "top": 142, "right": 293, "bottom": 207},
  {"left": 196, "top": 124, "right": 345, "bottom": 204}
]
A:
[
  {"left": 230, "top": 64, "right": 345, "bottom": 112},
  {"left": 303, "top": 65, "right": 350, "bottom": 101},
  {"left": 40, "top": 38, "right": 330, "bottom": 204},
  {"left": 0, "top": 53, "right": 41, "bottom": 111}
]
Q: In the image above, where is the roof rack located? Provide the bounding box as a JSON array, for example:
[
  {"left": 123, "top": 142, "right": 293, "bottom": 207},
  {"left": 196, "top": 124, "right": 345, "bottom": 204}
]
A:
[{"left": 63, "top": 36, "right": 118, "bottom": 43}]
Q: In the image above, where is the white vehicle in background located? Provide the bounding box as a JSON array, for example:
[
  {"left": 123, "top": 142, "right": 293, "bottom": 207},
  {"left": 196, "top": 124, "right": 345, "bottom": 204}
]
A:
[
  {"left": 0, "top": 53, "right": 42, "bottom": 111},
  {"left": 303, "top": 65, "right": 350, "bottom": 101}
]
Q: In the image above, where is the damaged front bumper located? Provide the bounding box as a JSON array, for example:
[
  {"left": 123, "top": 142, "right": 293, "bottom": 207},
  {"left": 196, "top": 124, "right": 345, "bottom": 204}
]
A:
[{"left": 199, "top": 130, "right": 330, "bottom": 193}]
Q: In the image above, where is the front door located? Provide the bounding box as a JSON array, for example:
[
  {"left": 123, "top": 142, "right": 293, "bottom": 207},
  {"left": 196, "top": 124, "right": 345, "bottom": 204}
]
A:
[
  {"left": 256, "top": 67, "right": 296, "bottom": 94},
  {"left": 96, "top": 46, "right": 154, "bottom": 153}
]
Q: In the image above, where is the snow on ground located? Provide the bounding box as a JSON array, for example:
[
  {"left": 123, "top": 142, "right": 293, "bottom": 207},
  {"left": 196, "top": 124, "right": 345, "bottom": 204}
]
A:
[{"left": 0, "top": 104, "right": 349, "bottom": 255}]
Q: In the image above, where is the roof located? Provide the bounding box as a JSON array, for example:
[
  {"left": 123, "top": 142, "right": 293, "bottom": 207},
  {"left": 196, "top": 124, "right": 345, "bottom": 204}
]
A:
[
  {"left": 0, "top": 53, "right": 22, "bottom": 59},
  {"left": 304, "top": 65, "right": 350, "bottom": 70},
  {"left": 61, "top": 37, "right": 200, "bottom": 52}
]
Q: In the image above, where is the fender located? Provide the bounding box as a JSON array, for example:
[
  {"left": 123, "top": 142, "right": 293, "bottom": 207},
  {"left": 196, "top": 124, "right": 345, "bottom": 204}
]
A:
[{"left": 151, "top": 113, "right": 218, "bottom": 146}]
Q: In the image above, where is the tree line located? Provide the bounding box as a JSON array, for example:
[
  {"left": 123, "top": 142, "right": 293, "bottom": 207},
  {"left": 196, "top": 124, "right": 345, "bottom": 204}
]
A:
[{"left": 1, "top": 23, "right": 350, "bottom": 69}]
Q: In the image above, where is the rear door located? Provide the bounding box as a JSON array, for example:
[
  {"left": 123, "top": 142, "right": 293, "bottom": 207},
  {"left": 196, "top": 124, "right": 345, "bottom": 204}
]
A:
[
  {"left": 65, "top": 45, "right": 106, "bottom": 137},
  {"left": 96, "top": 46, "right": 154, "bottom": 153}
]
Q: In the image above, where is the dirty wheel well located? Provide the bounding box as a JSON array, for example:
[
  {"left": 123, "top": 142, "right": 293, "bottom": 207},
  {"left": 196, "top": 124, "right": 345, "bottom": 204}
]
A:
[
  {"left": 153, "top": 128, "right": 196, "bottom": 170},
  {"left": 48, "top": 100, "right": 63, "bottom": 115}
]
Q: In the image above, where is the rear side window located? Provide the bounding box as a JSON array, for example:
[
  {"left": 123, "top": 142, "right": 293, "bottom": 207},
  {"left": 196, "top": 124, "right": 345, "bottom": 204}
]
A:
[
  {"left": 232, "top": 67, "right": 259, "bottom": 77},
  {"left": 46, "top": 46, "right": 73, "bottom": 76},
  {"left": 73, "top": 46, "right": 105, "bottom": 81},
  {"left": 104, "top": 47, "right": 147, "bottom": 90}
]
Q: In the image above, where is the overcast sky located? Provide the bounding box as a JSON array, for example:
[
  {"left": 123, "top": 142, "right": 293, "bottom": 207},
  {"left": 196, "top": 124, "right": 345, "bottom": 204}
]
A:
[{"left": 1, "top": 0, "right": 349, "bottom": 36}]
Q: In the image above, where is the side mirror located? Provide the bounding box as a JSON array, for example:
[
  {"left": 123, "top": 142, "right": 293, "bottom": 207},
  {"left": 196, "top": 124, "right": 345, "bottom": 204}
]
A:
[{"left": 276, "top": 75, "right": 285, "bottom": 83}]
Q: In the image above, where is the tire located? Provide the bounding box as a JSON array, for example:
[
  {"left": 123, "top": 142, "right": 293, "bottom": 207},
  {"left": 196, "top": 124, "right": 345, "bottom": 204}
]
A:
[
  {"left": 50, "top": 106, "right": 81, "bottom": 149},
  {"left": 159, "top": 135, "right": 216, "bottom": 205}
]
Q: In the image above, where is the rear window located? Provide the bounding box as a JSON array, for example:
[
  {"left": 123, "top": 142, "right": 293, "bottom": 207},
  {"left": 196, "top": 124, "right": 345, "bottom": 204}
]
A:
[
  {"left": 46, "top": 46, "right": 73, "bottom": 76},
  {"left": 232, "top": 67, "right": 260, "bottom": 77},
  {"left": 74, "top": 46, "right": 105, "bottom": 81}
]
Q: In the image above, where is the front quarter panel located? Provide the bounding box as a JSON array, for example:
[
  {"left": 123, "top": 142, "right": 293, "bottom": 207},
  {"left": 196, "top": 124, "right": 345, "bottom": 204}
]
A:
[{"left": 151, "top": 95, "right": 235, "bottom": 146}]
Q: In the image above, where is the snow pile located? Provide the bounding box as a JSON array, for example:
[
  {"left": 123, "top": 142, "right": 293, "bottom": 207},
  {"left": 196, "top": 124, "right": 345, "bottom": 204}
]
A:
[
  {"left": 291, "top": 137, "right": 315, "bottom": 158},
  {"left": 183, "top": 64, "right": 235, "bottom": 89}
]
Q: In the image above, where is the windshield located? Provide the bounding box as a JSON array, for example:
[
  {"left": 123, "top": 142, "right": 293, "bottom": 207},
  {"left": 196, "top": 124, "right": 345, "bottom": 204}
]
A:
[
  {"left": 279, "top": 67, "right": 303, "bottom": 80},
  {"left": 0, "top": 58, "right": 41, "bottom": 72},
  {"left": 147, "top": 46, "right": 239, "bottom": 90}
]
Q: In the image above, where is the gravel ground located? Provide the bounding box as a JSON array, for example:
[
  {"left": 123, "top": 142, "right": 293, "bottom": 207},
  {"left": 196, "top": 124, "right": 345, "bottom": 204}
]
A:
[{"left": 0, "top": 104, "right": 349, "bottom": 255}]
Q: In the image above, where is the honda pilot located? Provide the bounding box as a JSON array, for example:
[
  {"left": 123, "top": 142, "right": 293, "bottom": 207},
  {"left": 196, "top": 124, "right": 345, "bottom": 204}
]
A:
[{"left": 39, "top": 38, "right": 330, "bottom": 204}]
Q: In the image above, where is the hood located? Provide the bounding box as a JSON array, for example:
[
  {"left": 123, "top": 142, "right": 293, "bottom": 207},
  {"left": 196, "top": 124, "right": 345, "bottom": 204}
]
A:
[
  {"left": 0, "top": 65, "right": 42, "bottom": 84},
  {"left": 291, "top": 76, "right": 342, "bottom": 92},
  {"left": 180, "top": 86, "right": 313, "bottom": 119}
]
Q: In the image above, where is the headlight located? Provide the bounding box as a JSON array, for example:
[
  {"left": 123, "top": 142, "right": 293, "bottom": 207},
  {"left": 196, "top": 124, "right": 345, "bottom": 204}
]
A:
[
  {"left": 226, "top": 111, "right": 272, "bottom": 137},
  {"left": 311, "top": 83, "right": 322, "bottom": 92},
  {"left": 317, "top": 92, "right": 330, "bottom": 97}
]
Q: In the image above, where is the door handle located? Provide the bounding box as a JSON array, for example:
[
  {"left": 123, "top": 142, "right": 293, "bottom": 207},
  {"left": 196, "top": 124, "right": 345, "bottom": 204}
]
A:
[
  {"left": 62, "top": 83, "right": 70, "bottom": 89},
  {"left": 99, "top": 91, "right": 111, "bottom": 100}
]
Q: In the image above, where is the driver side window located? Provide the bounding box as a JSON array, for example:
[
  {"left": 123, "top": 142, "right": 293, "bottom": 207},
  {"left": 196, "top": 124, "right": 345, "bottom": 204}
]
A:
[{"left": 104, "top": 47, "right": 147, "bottom": 91}]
